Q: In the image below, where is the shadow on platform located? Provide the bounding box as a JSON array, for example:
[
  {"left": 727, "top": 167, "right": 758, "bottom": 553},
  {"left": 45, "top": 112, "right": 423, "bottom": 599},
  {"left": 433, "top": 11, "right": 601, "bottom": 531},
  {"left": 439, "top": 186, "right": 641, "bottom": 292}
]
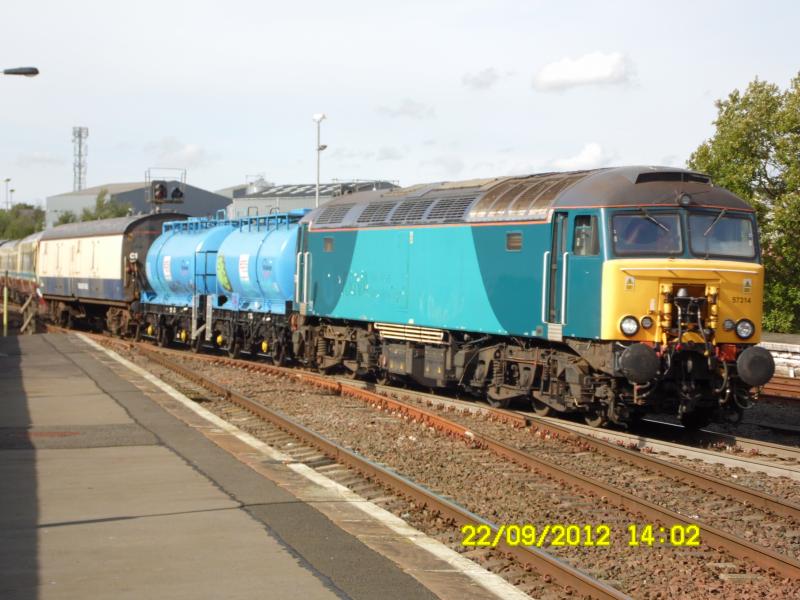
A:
[{"left": 0, "top": 334, "right": 39, "bottom": 600}]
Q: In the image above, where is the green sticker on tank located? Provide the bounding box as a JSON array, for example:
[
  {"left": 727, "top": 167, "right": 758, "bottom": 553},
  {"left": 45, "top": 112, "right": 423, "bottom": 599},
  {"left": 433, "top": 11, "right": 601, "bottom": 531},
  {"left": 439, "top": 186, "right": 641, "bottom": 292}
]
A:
[{"left": 217, "top": 253, "right": 232, "bottom": 292}]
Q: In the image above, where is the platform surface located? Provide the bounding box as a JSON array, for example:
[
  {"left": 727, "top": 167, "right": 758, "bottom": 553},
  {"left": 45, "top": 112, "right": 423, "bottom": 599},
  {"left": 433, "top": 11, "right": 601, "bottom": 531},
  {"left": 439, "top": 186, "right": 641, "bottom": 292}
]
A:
[{"left": 0, "top": 334, "right": 438, "bottom": 600}]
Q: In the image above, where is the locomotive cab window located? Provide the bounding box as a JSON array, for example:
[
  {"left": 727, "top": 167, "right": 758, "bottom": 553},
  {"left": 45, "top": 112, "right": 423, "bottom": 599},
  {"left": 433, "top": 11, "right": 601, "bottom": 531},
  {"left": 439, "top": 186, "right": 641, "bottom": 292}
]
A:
[
  {"left": 323, "top": 237, "right": 334, "bottom": 252},
  {"left": 506, "top": 232, "right": 522, "bottom": 251},
  {"left": 572, "top": 215, "right": 599, "bottom": 256},
  {"left": 612, "top": 212, "right": 682, "bottom": 256},
  {"left": 688, "top": 212, "right": 756, "bottom": 259}
]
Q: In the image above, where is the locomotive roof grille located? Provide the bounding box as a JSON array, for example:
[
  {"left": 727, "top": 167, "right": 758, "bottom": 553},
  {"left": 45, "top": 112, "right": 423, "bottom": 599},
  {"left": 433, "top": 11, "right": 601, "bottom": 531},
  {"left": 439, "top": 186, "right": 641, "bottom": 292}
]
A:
[
  {"left": 357, "top": 201, "right": 397, "bottom": 223},
  {"left": 390, "top": 199, "right": 436, "bottom": 224},
  {"left": 426, "top": 196, "right": 476, "bottom": 222},
  {"left": 315, "top": 203, "right": 356, "bottom": 225},
  {"left": 635, "top": 171, "right": 711, "bottom": 185},
  {"left": 303, "top": 167, "right": 750, "bottom": 229}
]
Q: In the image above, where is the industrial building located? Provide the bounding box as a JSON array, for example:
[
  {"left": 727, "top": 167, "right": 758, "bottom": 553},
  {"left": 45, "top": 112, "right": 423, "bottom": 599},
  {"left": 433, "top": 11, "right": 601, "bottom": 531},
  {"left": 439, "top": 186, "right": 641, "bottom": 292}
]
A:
[
  {"left": 227, "top": 180, "right": 398, "bottom": 218},
  {"left": 45, "top": 181, "right": 230, "bottom": 228}
]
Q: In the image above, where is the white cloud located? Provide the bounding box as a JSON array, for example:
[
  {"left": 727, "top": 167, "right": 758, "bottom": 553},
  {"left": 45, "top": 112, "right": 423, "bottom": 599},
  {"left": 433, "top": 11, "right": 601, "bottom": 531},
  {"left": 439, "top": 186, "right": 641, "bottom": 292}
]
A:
[
  {"left": 15, "top": 152, "right": 67, "bottom": 168},
  {"left": 462, "top": 67, "right": 501, "bottom": 90},
  {"left": 145, "top": 137, "right": 210, "bottom": 169},
  {"left": 552, "top": 143, "right": 614, "bottom": 170},
  {"left": 533, "top": 52, "right": 633, "bottom": 91},
  {"left": 377, "top": 98, "right": 435, "bottom": 119},
  {"left": 377, "top": 146, "right": 404, "bottom": 161}
]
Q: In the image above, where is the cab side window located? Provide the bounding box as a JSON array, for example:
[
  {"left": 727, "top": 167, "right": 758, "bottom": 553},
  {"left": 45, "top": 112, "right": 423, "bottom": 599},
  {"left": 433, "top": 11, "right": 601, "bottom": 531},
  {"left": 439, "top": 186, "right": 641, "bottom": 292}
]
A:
[{"left": 573, "top": 215, "right": 599, "bottom": 256}]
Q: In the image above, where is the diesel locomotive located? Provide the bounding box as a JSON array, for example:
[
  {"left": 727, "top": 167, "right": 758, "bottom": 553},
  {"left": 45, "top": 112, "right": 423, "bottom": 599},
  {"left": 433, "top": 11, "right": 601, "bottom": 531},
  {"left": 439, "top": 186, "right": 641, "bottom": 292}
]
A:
[{"left": 8, "top": 166, "right": 775, "bottom": 429}]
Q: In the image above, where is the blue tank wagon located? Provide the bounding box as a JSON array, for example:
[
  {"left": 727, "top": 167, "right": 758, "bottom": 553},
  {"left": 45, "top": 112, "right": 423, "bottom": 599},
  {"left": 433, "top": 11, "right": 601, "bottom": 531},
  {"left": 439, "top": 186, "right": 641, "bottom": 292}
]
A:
[
  {"left": 295, "top": 167, "right": 774, "bottom": 427},
  {"left": 212, "top": 210, "right": 308, "bottom": 358},
  {"left": 141, "top": 215, "right": 237, "bottom": 347},
  {"left": 142, "top": 211, "right": 307, "bottom": 358}
]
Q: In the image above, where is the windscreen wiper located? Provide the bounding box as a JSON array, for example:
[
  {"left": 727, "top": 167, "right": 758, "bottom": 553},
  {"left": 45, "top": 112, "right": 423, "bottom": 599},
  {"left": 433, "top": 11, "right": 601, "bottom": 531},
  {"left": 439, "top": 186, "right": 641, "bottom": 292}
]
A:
[
  {"left": 638, "top": 206, "right": 669, "bottom": 231},
  {"left": 703, "top": 209, "right": 727, "bottom": 237}
]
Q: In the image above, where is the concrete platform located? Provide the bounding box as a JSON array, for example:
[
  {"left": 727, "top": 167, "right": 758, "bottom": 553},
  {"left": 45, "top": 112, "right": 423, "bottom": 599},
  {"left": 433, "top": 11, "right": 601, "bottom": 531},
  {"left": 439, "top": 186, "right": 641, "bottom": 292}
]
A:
[{"left": 0, "top": 334, "right": 442, "bottom": 600}]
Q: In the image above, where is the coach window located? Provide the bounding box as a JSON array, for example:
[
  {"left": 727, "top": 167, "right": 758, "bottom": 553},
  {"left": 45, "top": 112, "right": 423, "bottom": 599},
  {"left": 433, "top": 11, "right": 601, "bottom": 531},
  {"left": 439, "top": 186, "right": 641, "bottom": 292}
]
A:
[
  {"left": 506, "top": 232, "right": 523, "bottom": 251},
  {"left": 572, "top": 215, "right": 599, "bottom": 256},
  {"left": 323, "top": 237, "right": 334, "bottom": 252}
]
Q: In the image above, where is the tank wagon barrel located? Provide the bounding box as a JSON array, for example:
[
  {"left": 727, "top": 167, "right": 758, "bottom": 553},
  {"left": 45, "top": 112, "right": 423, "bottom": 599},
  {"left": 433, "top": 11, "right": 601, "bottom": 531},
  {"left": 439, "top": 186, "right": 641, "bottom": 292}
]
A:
[{"left": 140, "top": 209, "right": 308, "bottom": 359}]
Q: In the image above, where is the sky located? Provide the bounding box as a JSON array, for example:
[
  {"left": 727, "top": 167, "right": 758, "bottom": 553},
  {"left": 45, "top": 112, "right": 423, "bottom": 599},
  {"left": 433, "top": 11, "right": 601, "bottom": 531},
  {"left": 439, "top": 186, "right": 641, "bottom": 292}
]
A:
[{"left": 1, "top": 0, "right": 798, "bottom": 207}]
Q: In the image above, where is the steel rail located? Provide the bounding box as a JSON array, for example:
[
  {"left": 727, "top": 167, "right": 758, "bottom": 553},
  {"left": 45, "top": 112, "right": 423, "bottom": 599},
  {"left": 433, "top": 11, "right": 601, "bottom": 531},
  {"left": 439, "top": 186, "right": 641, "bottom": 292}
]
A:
[
  {"left": 125, "top": 342, "right": 800, "bottom": 580},
  {"left": 519, "top": 417, "right": 800, "bottom": 520},
  {"left": 56, "top": 328, "right": 800, "bottom": 577},
  {"left": 134, "top": 344, "right": 629, "bottom": 600}
]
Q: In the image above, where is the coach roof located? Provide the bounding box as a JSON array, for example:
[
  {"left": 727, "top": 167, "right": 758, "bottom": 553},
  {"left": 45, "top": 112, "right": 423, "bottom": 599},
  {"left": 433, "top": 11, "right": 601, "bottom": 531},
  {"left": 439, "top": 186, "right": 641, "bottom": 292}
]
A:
[
  {"left": 304, "top": 166, "right": 753, "bottom": 229},
  {"left": 41, "top": 213, "right": 187, "bottom": 241}
]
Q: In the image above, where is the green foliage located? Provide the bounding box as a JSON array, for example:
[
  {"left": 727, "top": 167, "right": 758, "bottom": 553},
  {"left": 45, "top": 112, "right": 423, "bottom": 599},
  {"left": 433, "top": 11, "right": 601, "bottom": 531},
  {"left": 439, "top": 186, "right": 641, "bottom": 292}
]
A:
[
  {"left": 0, "top": 203, "right": 45, "bottom": 239},
  {"left": 688, "top": 73, "right": 800, "bottom": 333},
  {"left": 80, "top": 188, "right": 131, "bottom": 221},
  {"left": 55, "top": 211, "right": 78, "bottom": 226}
]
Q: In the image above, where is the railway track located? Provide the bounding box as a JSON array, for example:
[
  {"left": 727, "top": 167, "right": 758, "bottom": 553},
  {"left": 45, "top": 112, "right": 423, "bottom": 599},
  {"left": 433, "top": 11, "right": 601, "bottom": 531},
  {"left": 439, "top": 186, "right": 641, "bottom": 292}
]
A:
[
  {"left": 96, "top": 335, "right": 627, "bottom": 600},
  {"left": 64, "top": 329, "right": 800, "bottom": 595},
  {"left": 544, "top": 417, "right": 800, "bottom": 476}
]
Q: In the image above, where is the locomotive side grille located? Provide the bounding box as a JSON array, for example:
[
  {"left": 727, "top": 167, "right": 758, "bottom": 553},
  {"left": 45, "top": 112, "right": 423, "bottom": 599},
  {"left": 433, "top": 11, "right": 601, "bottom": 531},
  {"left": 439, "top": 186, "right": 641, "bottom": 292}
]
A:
[
  {"left": 357, "top": 201, "right": 397, "bottom": 223},
  {"left": 375, "top": 322, "right": 446, "bottom": 344},
  {"left": 315, "top": 203, "right": 356, "bottom": 225}
]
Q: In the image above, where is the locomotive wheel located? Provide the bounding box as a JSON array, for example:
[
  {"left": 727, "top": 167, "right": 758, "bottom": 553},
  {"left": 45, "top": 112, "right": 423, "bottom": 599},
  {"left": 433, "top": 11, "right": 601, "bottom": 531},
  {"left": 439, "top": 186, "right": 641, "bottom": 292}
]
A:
[
  {"left": 679, "top": 408, "right": 713, "bottom": 430},
  {"left": 376, "top": 370, "right": 405, "bottom": 387},
  {"left": 583, "top": 406, "right": 608, "bottom": 428},
  {"left": 345, "top": 366, "right": 362, "bottom": 380},
  {"left": 486, "top": 396, "right": 511, "bottom": 409},
  {"left": 532, "top": 398, "right": 555, "bottom": 417}
]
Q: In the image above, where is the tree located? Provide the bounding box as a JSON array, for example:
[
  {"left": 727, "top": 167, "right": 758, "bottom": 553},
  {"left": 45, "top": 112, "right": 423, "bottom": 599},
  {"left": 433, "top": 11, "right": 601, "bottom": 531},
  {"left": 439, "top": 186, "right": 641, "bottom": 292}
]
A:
[
  {"left": 80, "top": 188, "right": 131, "bottom": 221},
  {"left": 55, "top": 211, "right": 78, "bottom": 226},
  {"left": 0, "top": 203, "right": 45, "bottom": 239},
  {"left": 688, "top": 73, "right": 800, "bottom": 332}
]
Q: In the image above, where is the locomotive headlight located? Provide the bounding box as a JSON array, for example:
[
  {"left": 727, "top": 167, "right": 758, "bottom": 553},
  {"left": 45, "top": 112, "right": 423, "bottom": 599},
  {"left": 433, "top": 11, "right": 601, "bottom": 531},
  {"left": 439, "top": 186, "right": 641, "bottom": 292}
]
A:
[
  {"left": 735, "top": 319, "right": 755, "bottom": 340},
  {"left": 620, "top": 316, "right": 639, "bottom": 336},
  {"left": 723, "top": 318, "right": 736, "bottom": 331},
  {"left": 640, "top": 316, "right": 654, "bottom": 329}
]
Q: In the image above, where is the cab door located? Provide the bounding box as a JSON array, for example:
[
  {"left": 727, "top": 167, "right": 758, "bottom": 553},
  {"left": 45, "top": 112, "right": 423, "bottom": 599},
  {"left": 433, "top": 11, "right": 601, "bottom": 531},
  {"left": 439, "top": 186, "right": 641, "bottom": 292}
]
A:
[
  {"left": 544, "top": 212, "right": 569, "bottom": 340},
  {"left": 295, "top": 224, "right": 311, "bottom": 314}
]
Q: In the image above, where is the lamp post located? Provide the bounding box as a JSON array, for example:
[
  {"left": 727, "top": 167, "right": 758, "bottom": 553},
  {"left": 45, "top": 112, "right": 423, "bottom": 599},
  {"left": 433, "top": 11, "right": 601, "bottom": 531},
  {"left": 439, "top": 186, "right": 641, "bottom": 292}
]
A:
[
  {"left": 3, "top": 178, "right": 10, "bottom": 210},
  {"left": 313, "top": 113, "right": 327, "bottom": 208},
  {"left": 9, "top": 189, "right": 14, "bottom": 207},
  {"left": 2, "top": 67, "right": 39, "bottom": 77}
]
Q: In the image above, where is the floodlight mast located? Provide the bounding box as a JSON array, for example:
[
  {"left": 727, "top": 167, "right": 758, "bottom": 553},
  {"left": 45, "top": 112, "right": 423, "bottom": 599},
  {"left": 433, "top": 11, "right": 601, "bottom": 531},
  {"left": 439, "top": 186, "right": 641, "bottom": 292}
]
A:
[{"left": 313, "top": 113, "right": 327, "bottom": 209}]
